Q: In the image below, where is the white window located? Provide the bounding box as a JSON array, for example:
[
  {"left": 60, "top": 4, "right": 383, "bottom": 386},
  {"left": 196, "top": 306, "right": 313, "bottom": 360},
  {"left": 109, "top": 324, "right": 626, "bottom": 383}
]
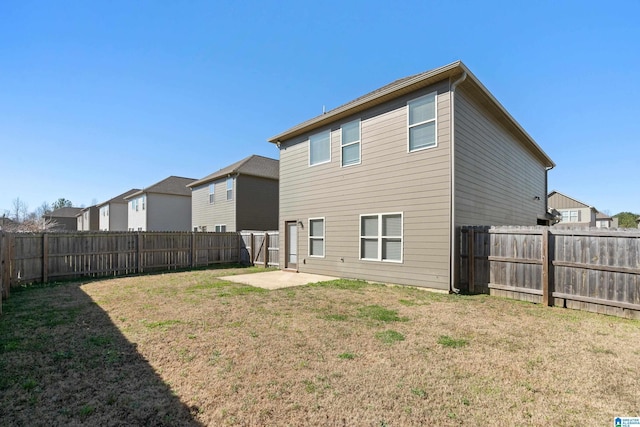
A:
[
  {"left": 309, "top": 218, "right": 325, "bottom": 257},
  {"left": 360, "top": 213, "right": 403, "bottom": 262},
  {"left": 141, "top": 196, "right": 145, "bottom": 211},
  {"left": 209, "top": 183, "right": 215, "bottom": 204},
  {"left": 341, "top": 120, "right": 361, "bottom": 167},
  {"left": 226, "top": 178, "right": 233, "bottom": 201},
  {"left": 561, "top": 210, "right": 579, "bottom": 222},
  {"left": 408, "top": 92, "right": 437, "bottom": 152},
  {"left": 215, "top": 224, "right": 226, "bottom": 232},
  {"left": 309, "top": 129, "right": 331, "bottom": 166},
  {"left": 201, "top": 226, "right": 207, "bottom": 232}
]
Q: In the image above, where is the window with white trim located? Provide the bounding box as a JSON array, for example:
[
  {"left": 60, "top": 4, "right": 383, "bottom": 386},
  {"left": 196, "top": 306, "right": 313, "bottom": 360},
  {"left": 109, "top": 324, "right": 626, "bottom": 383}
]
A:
[
  {"left": 408, "top": 92, "right": 437, "bottom": 152},
  {"left": 215, "top": 224, "right": 226, "bottom": 232},
  {"left": 360, "top": 213, "right": 403, "bottom": 262},
  {"left": 141, "top": 196, "right": 145, "bottom": 211},
  {"left": 309, "top": 129, "right": 331, "bottom": 166},
  {"left": 561, "top": 210, "right": 579, "bottom": 222},
  {"left": 341, "top": 120, "right": 360, "bottom": 167},
  {"left": 309, "top": 218, "right": 325, "bottom": 257},
  {"left": 226, "top": 178, "right": 233, "bottom": 200},
  {"left": 209, "top": 183, "right": 215, "bottom": 204}
]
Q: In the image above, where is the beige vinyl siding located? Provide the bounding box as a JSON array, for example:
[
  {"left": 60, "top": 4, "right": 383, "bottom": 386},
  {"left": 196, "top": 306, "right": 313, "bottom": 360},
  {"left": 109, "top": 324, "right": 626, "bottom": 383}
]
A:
[
  {"left": 147, "top": 193, "right": 192, "bottom": 231},
  {"left": 236, "top": 175, "right": 278, "bottom": 231},
  {"left": 454, "top": 85, "right": 547, "bottom": 226},
  {"left": 109, "top": 202, "right": 129, "bottom": 231},
  {"left": 279, "top": 81, "right": 451, "bottom": 289},
  {"left": 191, "top": 179, "right": 236, "bottom": 231},
  {"left": 548, "top": 193, "right": 590, "bottom": 209}
]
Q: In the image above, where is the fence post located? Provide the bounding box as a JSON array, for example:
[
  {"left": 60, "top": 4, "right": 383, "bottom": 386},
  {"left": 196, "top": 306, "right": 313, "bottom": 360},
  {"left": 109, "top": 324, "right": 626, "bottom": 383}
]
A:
[
  {"left": 541, "top": 227, "right": 553, "bottom": 306},
  {"left": 264, "top": 233, "right": 269, "bottom": 268},
  {"left": 250, "top": 233, "right": 255, "bottom": 266},
  {"left": 467, "top": 228, "right": 475, "bottom": 293},
  {"left": 0, "top": 232, "right": 5, "bottom": 307},
  {"left": 42, "top": 233, "right": 49, "bottom": 284},
  {"left": 191, "top": 232, "right": 196, "bottom": 268},
  {"left": 137, "top": 232, "right": 143, "bottom": 274}
]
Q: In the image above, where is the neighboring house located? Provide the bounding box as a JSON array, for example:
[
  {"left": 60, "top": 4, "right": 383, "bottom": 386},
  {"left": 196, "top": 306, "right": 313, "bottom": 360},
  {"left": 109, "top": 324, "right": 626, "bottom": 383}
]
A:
[
  {"left": 547, "top": 191, "right": 599, "bottom": 227},
  {"left": 187, "top": 155, "right": 279, "bottom": 232},
  {"left": 124, "top": 176, "right": 195, "bottom": 231},
  {"left": 268, "top": 60, "right": 555, "bottom": 292},
  {"left": 43, "top": 207, "right": 83, "bottom": 231},
  {"left": 595, "top": 212, "right": 618, "bottom": 229},
  {"left": 76, "top": 205, "right": 100, "bottom": 231},
  {"left": 97, "top": 189, "right": 140, "bottom": 231}
]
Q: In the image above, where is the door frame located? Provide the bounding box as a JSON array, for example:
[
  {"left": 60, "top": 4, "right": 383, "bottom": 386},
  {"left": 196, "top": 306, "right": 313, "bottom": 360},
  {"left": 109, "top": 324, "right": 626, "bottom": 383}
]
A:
[{"left": 284, "top": 220, "right": 298, "bottom": 271}]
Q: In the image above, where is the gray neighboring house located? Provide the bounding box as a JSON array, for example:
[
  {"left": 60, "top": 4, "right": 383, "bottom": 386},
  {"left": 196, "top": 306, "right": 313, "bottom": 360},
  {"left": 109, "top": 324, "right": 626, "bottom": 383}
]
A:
[
  {"left": 268, "top": 60, "right": 555, "bottom": 292},
  {"left": 187, "top": 155, "right": 279, "bottom": 232},
  {"left": 97, "top": 189, "right": 141, "bottom": 231},
  {"left": 44, "top": 207, "right": 83, "bottom": 231},
  {"left": 77, "top": 205, "right": 100, "bottom": 231},
  {"left": 124, "top": 176, "right": 195, "bottom": 231}
]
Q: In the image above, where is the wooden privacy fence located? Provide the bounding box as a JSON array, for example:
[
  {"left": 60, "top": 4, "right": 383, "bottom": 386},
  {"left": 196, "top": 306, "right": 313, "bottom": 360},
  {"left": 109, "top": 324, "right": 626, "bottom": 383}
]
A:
[
  {"left": 460, "top": 226, "right": 640, "bottom": 319},
  {"left": 239, "top": 231, "right": 279, "bottom": 268},
  {"left": 0, "top": 231, "right": 280, "bottom": 313}
]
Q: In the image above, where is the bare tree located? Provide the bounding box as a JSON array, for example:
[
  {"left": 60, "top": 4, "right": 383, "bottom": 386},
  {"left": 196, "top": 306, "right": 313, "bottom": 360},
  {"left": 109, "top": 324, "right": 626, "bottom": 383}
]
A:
[
  {"left": 35, "top": 201, "right": 52, "bottom": 218},
  {"left": 11, "top": 197, "right": 29, "bottom": 222}
]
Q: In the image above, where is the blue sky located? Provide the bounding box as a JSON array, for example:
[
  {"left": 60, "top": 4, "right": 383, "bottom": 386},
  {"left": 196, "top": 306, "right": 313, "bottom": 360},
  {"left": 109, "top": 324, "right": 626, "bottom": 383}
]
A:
[{"left": 1, "top": 0, "right": 639, "bottom": 216}]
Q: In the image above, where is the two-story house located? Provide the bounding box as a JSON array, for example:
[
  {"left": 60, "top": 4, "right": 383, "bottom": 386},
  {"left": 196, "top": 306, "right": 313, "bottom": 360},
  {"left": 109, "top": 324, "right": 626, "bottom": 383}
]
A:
[
  {"left": 548, "top": 190, "right": 617, "bottom": 228},
  {"left": 268, "top": 61, "right": 555, "bottom": 292},
  {"left": 97, "top": 189, "right": 140, "bottom": 231},
  {"left": 125, "top": 176, "right": 195, "bottom": 231},
  {"left": 43, "top": 207, "right": 83, "bottom": 231},
  {"left": 188, "top": 155, "right": 279, "bottom": 232},
  {"left": 76, "top": 205, "right": 99, "bottom": 231}
]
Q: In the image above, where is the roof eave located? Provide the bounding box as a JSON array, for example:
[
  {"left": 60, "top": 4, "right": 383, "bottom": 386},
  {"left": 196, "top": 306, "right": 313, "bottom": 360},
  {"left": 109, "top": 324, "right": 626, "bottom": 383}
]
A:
[
  {"left": 267, "top": 61, "right": 463, "bottom": 144},
  {"left": 267, "top": 61, "right": 554, "bottom": 169}
]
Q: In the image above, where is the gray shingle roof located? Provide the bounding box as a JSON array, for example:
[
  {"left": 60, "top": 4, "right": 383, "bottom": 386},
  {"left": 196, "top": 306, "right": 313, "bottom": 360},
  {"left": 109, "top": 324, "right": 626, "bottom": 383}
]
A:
[
  {"left": 45, "top": 207, "right": 83, "bottom": 218},
  {"left": 97, "top": 188, "right": 141, "bottom": 207},
  {"left": 188, "top": 155, "right": 278, "bottom": 188},
  {"left": 125, "top": 176, "right": 196, "bottom": 199}
]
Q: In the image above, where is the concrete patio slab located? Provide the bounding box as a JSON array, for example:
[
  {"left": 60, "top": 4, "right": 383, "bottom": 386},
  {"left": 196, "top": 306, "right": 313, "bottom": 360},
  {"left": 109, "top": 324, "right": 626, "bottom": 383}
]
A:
[{"left": 219, "top": 270, "right": 338, "bottom": 290}]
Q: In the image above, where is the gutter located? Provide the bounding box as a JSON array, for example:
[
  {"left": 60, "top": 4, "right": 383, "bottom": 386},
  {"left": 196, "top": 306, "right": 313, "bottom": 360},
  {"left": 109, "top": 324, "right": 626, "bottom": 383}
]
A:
[{"left": 449, "top": 71, "right": 467, "bottom": 294}]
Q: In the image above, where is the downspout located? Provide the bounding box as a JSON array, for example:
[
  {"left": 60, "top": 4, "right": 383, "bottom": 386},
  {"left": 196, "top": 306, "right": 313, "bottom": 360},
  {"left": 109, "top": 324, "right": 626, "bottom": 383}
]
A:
[{"left": 449, "top": 71, "right": 467, "bottom": 294}]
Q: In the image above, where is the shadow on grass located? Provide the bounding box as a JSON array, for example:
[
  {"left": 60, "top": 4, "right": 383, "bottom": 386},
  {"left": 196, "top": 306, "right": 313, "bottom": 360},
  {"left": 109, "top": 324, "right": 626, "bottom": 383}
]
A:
[{"left": 0, "top": 281, "right": 203, "bottom": 426}]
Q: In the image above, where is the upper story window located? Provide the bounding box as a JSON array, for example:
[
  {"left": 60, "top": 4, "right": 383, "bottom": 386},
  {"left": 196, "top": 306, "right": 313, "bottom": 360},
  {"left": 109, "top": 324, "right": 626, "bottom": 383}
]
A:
[
  {"left": 309, "top": 218, "right": 325, "bottom": 257},
  {"left": 309, "top": 129, "right": 331, "bottom": 166},
  {"left": 341, "top": 120, "right": 361, "bottom": 167},
  {"left": 408, "top": 92, "right": 437, "bottom": 152},
  {"left": 209, "top": 183, "right": 215, "bottom": 204},
  {"left": 226, "top": 177, "right": 233, "bottom": 200},
  {"left": 561, "top": 210, "right": 579, "bottom": 222},
  {"left": 360, "top": 213, "right": 403, "bottom": 262},
  {"left": 141, "top": 196, "right": 146, "bottom": 211}
]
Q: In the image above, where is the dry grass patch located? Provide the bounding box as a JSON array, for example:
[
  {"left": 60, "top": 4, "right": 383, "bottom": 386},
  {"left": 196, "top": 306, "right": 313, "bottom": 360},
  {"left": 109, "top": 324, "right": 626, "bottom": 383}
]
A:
[{"left": 2, "top": 267, "right": 640, "bottom": 426}]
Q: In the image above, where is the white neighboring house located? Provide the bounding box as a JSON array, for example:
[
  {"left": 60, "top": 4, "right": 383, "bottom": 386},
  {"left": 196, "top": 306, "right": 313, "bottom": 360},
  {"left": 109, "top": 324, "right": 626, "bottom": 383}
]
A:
[
  {"left": 124, "top": 176, "right": 195, "bottom": 231},
  {"left": 97, "top": 189, "right": 140, "bottom": 231}
]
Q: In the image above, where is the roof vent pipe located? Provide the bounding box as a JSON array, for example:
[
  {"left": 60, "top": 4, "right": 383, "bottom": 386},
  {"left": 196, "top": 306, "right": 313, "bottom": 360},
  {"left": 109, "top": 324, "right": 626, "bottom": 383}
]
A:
[{"left": 449, "top": 71, "right": 467, "bottom": 294}]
